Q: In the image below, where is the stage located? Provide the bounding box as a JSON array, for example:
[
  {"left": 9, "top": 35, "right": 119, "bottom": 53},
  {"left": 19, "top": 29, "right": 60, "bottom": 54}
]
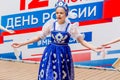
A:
[{"left": 0, "top": 60, "right": 120, "bottom": 80}]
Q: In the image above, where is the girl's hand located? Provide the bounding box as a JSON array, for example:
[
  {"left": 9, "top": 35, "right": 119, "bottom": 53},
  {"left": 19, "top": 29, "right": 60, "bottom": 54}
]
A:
[
  {"left": 11, "top": 43, "right": 23, "bottom": 48},
  {"left": 95, "top": 46, "right": 106, "bottom": 58},
  {"left": 94, "top": 49, "right": 102, "bottom": 53},
  {"left": 8, "top": 30, "right": 15, "bottom": 34}
]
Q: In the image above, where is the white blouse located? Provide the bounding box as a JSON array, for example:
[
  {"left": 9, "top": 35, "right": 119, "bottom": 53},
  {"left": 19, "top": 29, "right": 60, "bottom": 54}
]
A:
[{"left": 39, "top": 19, "right": 82, "bottom": 40}]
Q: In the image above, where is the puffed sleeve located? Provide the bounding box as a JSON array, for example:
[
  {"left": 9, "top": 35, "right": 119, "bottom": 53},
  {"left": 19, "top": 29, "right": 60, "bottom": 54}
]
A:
[
  {"left": 39, "top": 19, "right": 55, "bottom": 39},
  {"left": 69, "top": 22, "right": 83, "bottom": 40}
]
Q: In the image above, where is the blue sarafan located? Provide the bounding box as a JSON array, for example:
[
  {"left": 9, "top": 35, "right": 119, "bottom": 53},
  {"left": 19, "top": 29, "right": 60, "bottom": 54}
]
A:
[{"left": 38, "top": 21, "right": 74, "bottom": 80}]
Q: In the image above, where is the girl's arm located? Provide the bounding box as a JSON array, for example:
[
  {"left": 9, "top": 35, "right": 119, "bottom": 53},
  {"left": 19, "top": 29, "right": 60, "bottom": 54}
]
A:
[
  {"left": 0, "top": 26, "right": 14, "bottom": 33},
  {"left": 12, "top": 36, "right": 41, "bottom": 48},
  {"left": 69, "top": 23, "right": 99, "bottom": 52},
  {"left": 77, "top": 36, "right": 99, "bottom": 52},
  {"left": 12, "top": 20, "right": 52, "bottom": 48},
  {"left": 102, "top": 38, "right": 120, "bottom": 46}
]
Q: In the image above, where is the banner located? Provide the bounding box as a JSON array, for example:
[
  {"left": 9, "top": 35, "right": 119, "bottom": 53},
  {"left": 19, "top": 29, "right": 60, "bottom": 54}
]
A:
[{"left": 0, "top": 0, "right": 120, "bottom": 69}]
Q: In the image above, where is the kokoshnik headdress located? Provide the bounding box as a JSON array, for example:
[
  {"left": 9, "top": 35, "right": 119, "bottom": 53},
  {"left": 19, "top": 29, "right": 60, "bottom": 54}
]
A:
[
  {"left": 55, "top": 0, "right": 77, "bottom": 19},
  {"left": 55, "top": 0, "right": 69, "bottom": 16}
]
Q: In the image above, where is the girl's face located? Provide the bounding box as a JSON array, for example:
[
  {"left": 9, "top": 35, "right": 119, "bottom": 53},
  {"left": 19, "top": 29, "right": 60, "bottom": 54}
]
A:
[{"left": 56, "top": 7, "right": 66, "bottom": 24}]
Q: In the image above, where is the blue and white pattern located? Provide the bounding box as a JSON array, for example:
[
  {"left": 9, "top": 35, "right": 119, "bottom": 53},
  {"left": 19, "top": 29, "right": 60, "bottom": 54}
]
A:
[
  {"left": 51, "top": 32, "right": 68, "bottom": 43},
  {"left": 38, "top": 21, "right": 74, "bottom": 80}
]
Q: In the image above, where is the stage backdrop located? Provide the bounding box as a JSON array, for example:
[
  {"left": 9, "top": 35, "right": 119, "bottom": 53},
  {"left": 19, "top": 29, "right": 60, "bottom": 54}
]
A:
[{"left": 0, "top": 0, "right": 120, "bottom": 69}]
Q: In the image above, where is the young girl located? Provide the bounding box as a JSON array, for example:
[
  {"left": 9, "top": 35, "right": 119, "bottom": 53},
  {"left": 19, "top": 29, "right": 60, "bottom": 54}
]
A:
[{"left": 12, "top": 1, "right": 100, "bottom": 80}]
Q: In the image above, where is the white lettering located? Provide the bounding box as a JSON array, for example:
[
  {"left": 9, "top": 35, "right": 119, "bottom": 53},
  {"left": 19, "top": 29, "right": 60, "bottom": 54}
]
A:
[
  {"left": 31, "top": 15, "right": 38, "bottom": 24},
  {"left": 43, "top": 13, "right": 50, "bottom": 23},
  {"left": 6, "top": 18, "right": 14, "bottom": 29},
  {"left": 22, "top": 15, "right": 30, "bottom": 25},
  {"left": 42, "top": 39, "right": 48, "bottom": 45},
  {"left": 51, "top": 12, "right": 56, "bottom": 20},
  {"left": 88, "top": 6, "right": 96, "bottom": 17},
  {"left": 15, "top": 17, "right": 22, "bottom": 27},
  {"left": 78, "top": 7, "right": 87, "bottom": 18}
]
